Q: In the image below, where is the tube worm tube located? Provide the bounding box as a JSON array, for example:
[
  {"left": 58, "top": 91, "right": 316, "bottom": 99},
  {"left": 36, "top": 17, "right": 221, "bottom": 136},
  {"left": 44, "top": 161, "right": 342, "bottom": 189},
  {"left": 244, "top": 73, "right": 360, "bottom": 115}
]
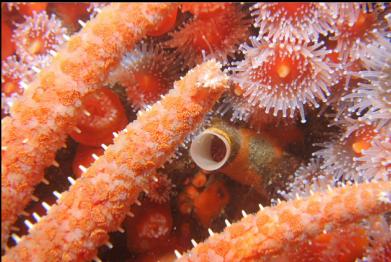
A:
[
  {"left": 3, "top": 60, "right": 228, "bottom": 262},
  {"left": 190, "top": 119, "right": 300, "bottom": 197},
  {"left": 177, "top": 181, "right": 391, "bottom": 262},
  {"left": 1, "top": 3, "right": 178, "bottom": 248},
  {"left": 190, "top": 127, "right": 232, "bottom": 172}
]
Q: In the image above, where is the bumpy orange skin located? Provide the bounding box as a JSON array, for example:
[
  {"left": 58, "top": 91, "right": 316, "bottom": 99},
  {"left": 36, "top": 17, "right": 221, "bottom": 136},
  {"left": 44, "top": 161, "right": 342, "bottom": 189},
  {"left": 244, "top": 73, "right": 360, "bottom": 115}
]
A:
[
  {"left": 3, "top": 60, "right": 227, "bottom": 261},
  {"left": 179, "top": 181, "right": 391, "bottom": 261},
  {"left": 1, "top": 3, "right": 178, "bottom": 250},
  {"left": 282, "top": 225, "right": 369, "bottom": 262}
]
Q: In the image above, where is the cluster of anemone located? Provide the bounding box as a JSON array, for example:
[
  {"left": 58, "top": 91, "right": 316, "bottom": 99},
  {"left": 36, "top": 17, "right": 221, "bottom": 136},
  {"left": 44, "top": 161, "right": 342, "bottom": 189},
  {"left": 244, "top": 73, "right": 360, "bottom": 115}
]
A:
[
  {"left": 219, "top": 3, "right": 338, "bottom": 125},
  {"left": 13, "top": 11, "right": 67, "bottom": 66},
  {"left": 312, "top": 126, "right": 369, "bottom": 182},
  {"left": 230, "top": 37, "right": 335, "bottom": 123},
  {"left": 329, "top": 3, "right": 389, "bottom": 62},
  {"left": 218, "top": 3, "right": 390, "bottom": 187},
  {"left": 312, "top": 112, "right": 390, "bottom": 182},
  {"left": 250, "top": 3, "right": 335, "bottom": 43},
  {"left": 355, "top": 130, "right": 391, "bottom": 181},
  {"left": 323, "top": 10, "right": 391, "bottom": 184},
  {"left": 277, "top": 158, "right": 336, "bottom": 200},
  {"left": 1, "top": 55, "right": 34, "bottom": 114},
  {"left": 343, "top": 41, "right": 391, "bottom": 131},
  {"left": 220, "top": 3, "right": 390, "bottom": 130},
  {"left": 1, "top": 10, "right": 67, "bottom": 116},
  {"left": 340, "top": 14, "right": 391, "bottom": 182},
  {"left": 1, "top": 3, "right": 390, "bottom": 261}
]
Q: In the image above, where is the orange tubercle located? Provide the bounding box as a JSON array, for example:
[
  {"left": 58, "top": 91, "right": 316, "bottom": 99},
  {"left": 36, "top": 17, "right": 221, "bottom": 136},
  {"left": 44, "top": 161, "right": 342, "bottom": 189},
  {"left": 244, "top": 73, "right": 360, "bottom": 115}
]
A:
[{"left": 286, "top": 225, "right": 369, "bottom": 262}]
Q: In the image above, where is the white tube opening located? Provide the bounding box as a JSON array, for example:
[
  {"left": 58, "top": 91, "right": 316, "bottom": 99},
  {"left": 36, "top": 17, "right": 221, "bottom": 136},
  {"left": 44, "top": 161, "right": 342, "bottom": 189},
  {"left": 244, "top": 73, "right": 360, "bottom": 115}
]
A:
[{"left": 190, "top": 129, "right": 231, "bottom": 171}]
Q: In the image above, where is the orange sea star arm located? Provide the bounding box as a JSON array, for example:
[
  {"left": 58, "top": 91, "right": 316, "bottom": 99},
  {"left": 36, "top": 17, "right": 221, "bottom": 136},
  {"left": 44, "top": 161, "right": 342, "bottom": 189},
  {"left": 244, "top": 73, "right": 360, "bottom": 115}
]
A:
[
  {"left": 1, "top": 3, "right": 177, "bottom": 248},
  {"left": 178, "top": 181, "right": 391, "bottom": 262},
  {"left": 3, "top": 60, "right": 228, "bottom": 262}
]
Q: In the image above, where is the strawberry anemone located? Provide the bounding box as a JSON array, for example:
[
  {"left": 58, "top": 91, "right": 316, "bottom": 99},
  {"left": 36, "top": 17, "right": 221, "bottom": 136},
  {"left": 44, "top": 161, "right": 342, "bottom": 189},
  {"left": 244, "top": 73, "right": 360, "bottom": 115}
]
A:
[
  {"left": 251, "top": 3, "right": 334, "bottom": 43},
  {"left": 167, "top": 3, "right": 251, "bottom": 65},
  {"left": 231, "top": 37, "right": 336, "bottom": 123}
]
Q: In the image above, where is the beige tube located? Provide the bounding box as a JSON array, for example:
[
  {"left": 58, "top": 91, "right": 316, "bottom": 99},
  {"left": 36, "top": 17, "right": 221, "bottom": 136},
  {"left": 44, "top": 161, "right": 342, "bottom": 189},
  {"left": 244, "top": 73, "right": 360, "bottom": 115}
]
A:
[
  {"left": 190, "top": 119, "right": 300, "bottom": 198},
  {"left": 190, "top": 128, "right": 231, "bottom": 171}
]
